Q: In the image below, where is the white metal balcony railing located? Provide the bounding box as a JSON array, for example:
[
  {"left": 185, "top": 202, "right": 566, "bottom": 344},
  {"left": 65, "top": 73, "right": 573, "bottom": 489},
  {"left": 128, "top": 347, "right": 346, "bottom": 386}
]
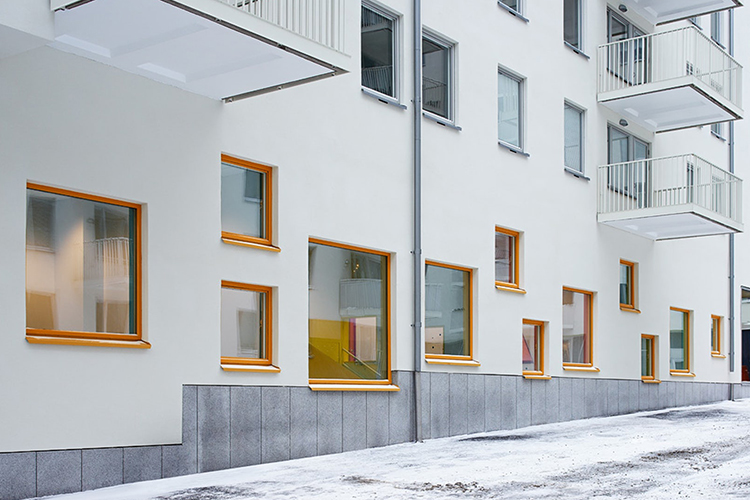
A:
[
  {"left": 598, "top": 154, "right": 742, "bottom": 225},
  {"left": 597, "top": 26, "right": 742, "bottom": 109},
  {"left": 220, "top": 0, "right": 346, "bottom": 52}
]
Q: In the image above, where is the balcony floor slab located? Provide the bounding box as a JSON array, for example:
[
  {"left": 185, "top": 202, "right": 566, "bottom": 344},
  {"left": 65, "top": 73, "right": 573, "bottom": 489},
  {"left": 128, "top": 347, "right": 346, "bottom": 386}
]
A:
[
  {"left": 617, "top": 0, "right": 742, "bottom": 25},
  {"left": 599, "top": 210, "right": 742, "bottom": 240}
]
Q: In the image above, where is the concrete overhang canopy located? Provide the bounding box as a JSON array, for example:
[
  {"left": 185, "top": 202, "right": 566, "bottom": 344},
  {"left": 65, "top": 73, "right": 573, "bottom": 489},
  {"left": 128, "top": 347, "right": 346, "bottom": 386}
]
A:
[
  {"left": 599, "top": 207, "right": 743, "bottom": 240},
  {"left": 616, "top": 0, "right": 742, "bottom": 25},
  {"left": 49, "top": 0, "right": 350, "bottom": 101}
]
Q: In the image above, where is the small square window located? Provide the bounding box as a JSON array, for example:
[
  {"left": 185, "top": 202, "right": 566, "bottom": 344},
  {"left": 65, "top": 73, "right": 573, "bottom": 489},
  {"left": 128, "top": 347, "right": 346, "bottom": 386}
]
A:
[
  {"left": 619, "top": 260, "right": 637, "bottom": 310},
  {"left": 711, "top": 315, "right": 722, "bottom": 355},
  {"left": 425, "top": 261, "right": 473, "bottom": 361},
  {"left": 562, "top": 287, "right": 593, "bottom": 367},
  {"left": 221, "top": 154, "right": 274, "bottom": 250},
  {"left": 25, "top": 183, "right": 145, "bottom": 348},
  {"left": 499, "top": 0, "right": 522, "bottom": 15},
  {"left": 641, "top": 334, "right": 657, "bottom": 381},
  {"left": 495, "top": 226, "right": 520, "bottom": 289},
  {"left": 220, "top": 281, "right": 273, "bottom": 368},
  {"left": 361, "top": 2, "right": 398, "bottom": 99},
  {"left": 498, "top": 69, "right": 524, "bottom": 151},
  {"left": 422, "top": 32, "right": 454, "bottom": 120},
  {"left": 564, "top": 102, "right": 584, "bottom": 173},
  {"left": 522, "top": 319, "right": 544, "bottom": 375},
  {"left": 669, "top": 307, "right": 691, "bottom": 374}
]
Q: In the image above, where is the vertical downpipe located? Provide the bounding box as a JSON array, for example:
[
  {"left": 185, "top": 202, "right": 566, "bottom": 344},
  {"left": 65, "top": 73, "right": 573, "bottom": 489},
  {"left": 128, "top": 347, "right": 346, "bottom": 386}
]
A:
[
  {"left": 413, "top": 0, "right": 423, "bottom": 442},
  {"left": 728, "top": 9, "right": 736, "bottom": 391}
]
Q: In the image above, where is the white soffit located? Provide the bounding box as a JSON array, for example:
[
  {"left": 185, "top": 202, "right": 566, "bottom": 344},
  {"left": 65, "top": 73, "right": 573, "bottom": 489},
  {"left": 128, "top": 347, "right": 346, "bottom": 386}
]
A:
[
  {"left": 603, "top": 212, "right": 737, "bottom": 240},
  {"left": 49, "top": 0, "right": 333, "bottom": 100},
  {"left": 618, "top": 0, "right": 742, "bottom": 25},
  {"left": 600, "top": 85, "right": 736, "bottom": 132}
]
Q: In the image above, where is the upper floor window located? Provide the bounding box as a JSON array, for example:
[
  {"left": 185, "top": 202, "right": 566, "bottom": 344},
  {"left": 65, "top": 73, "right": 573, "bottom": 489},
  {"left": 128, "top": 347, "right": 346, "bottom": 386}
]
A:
[
  {"left": 711, "top": 12, "right": 723, "bottom": 47},
  {"left": 563, "top": 0, "right": 582, "bottom": 50},
  {"left": 669, "top": 307, "right": 691, "bottom": 374},
  {"left": 361, "top": 2, "right": 398, "bottom": 99},
  {"left": 499, "top": 0, "right": 523, "bottom": 15},
  {"left": 422, "top": 31, "right": 454, "bottom": 120},
  {"left": 26, "top": 183, "right": 145, "bottom": 348},
  {"left": 221, "top": 281, "right": 277, "bottom": 372},
  {"left": 562, "top": 287, "right": 593, "bottom": 367},
  {"left": 498, "top": 69, "right": 524, "bottom": 151},
  {"left": 607, "top": 125, "right": 650, "bottom": 200},
  {"left": 425, "top": 261, "right": 473, "bottom": 362},
  {"left": 564, "top": 102, "right": 584, "bottom": 173},
  {"left": 495, "top": 226, "right": 520, "bottom": 290},
  {"left": 221, "top": 154, "right": 275, "bottom": 250},
  {"left": 308, "top": 239, "right": 391, "bottom": 385}
]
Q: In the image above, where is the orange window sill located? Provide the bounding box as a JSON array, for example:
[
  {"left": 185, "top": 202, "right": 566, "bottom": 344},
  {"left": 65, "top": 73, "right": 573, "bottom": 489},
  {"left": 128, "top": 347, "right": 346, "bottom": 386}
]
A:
[
  {"left": 670, "top": 371, "right": 696, "bottom": 377},
  {"left": 308, "top": 383, "right": 400, "bottom": 392},
  {"left": 620, "top": 306, "right": 641, "bottom": 313},
  {"left": 523, "top": 373, "right": 551, "bottom": 380},
  {"left": 495, "top": 284, "right": 527, "bottom": 294},
  {"left": 425, "top": 357, "right": 481, "bottom": 367},
  {"left": 562, "top": 365, "right": 600, "bottom": 372},
  {"left": 26, "top": 334, "right": 151, "bottom": 349},
  {"left": 641, "top": 378, "right": 661, "bottom": 384},
  {"left": 221, "top": 236, "right": 280, "bottom": 253},
  {"left": 711, "top": 353, "right": 726, "bottom": 359},
  {"left": 221, "top": 363, "right": 280, "bottom": 373}
]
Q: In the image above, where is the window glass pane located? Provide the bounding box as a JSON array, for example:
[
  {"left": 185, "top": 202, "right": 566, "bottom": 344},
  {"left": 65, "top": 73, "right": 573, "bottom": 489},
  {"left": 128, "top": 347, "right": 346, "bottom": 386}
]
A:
[
  {"left": 361, "top": 5, "right": 395, "bottom": 97},
  {"left": 495, "top": 232, "right": 515, "bottom": 284},
  {"left": 221, "top": 162, "right": 265, "bottom": 239},
  {"left": 711, "top": 12, "right": 721, "bottom": 45},
  {"left": 711, "top": 317, "right": 720, "bottom": 352},
  {"left": 564, "top": 104, "right": 583, "bottom": 172},
  {"left": 308, "top": 242, "right": 388, "bottom": 380},
  {"left": 422, "top": 37, "right": 450, "bottom": 119},
  {"left": 221, "top": 287, "right": 266, "bottom": 359},
  {"left": 562, "top": 289, "right": 591, "bottom": 364},
  {"left": 425, "top": 264, "right": 470, "bottom": 357},
  {"left": 563, "top": 0, "right": 580, "bottom": 48},
  {"left": 500, "top": 0, "right": 519, "bottom": 11},
  {"left": 608, "top": 127, "right": 628, "bottom": 164},
  {"left": 522, "top": 323, "right": 540, "bottom": 372},
  {"left": 26, "top": 189, "right": 137, "bottom": 334},
  {"left": 498, "top": 72, "right": 521, "bottom": 148},
  {"left": 641, "top": 337, "right": 652, "bottom": 377},
  {"left": 670, "top": 309, "right": 687, "bottom": 370},
  {"left": 619, "top": 263, "right": 631, "bottom": 305}
]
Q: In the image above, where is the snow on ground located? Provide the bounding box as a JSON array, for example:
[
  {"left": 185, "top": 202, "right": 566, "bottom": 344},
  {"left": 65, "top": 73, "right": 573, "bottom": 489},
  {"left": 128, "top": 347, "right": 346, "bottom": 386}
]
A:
[{"left": 42, "top": 400, "right": 750, "bottom": 500}]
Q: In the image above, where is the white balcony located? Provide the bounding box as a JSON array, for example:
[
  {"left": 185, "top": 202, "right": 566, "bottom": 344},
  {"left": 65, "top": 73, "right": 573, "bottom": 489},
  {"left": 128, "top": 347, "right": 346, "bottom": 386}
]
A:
[
  {"left": 598, "top": 154, "right": 743, "bottom": 240},
  {"left": 48, "top": 0, "right": 350, "bottom": 101},
  {"left": 616, "top": 0, "right": 742, "bottom": 25},
  {"left": 597, "top": 26, "right": 742, "bottom": 132}
]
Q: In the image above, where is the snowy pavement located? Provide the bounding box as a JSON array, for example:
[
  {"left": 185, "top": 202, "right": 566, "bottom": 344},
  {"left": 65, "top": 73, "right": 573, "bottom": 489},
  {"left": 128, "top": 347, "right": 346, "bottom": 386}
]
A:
[{"left": 42, "top": 400, "right": 750, "bottom": 499}]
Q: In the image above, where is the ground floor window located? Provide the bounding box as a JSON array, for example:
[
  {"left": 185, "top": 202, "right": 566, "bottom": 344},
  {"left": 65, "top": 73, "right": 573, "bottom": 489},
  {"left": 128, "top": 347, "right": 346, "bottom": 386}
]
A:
[
  {"left": 425, "top": 261, "right": 472, "bottom": 360},
  {"left": 670, "top": 307, "right": 691, "bottom": 373},
  {"left": 562, "top": 287, "right": 593, "bottom": 366},
  {"left": 522, "top": 319, "right": 544, "bottom": 375},
  {"left": 220, "top": 281, "right": 272, "bottom": 367},
  {"left": 641, "top": 334, "right": 656, "bottom": 381}
]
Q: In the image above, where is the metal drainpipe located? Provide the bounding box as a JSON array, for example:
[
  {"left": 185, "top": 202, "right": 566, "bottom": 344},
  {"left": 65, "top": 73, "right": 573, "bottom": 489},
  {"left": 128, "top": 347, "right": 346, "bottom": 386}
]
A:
[
  {"left": 729, "top": 8, "right": 736, "bottom": 379},
  {"left": 413, "top": 0, "right": 423, "bottom": 442}
]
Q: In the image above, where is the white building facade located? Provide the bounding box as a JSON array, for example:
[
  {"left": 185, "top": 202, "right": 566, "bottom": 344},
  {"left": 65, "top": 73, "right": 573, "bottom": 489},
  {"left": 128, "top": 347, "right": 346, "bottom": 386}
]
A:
[{"left": 2, "top": 0, "right": 750, "bottom": 497}]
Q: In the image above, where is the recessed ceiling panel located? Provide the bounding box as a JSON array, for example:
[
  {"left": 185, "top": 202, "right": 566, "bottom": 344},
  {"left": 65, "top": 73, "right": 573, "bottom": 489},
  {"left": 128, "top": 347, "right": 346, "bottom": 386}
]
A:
[{"left": 618, "top": 0, "right": 742, "bottom": 25}]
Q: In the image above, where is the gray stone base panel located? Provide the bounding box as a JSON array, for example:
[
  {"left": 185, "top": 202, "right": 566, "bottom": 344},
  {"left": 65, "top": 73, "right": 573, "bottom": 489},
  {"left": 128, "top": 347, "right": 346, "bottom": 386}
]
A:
[{"left": 0, "top": 372, "right": 741, "bottom": 500}]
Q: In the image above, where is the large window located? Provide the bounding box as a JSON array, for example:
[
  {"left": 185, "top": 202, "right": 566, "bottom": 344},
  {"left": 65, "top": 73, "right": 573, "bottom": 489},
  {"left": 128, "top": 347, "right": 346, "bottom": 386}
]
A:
[
  {"left": 361, "top": 2, "right": 397, "bottom": 98},
  {"left": 425, "top": 261, "right": 472, "bottom": 361},
  {"left": 26, "top": 183, "right": 144, "bottom": 347},
  {"left": 641, "top": 335, "right": 656, "bottom": 381},
  {"left": 221, "top": 154, "right": 274, "bottom": 249},
  {"left": 495, "top": 227, "right": 520, "bottom": 290},
  {"left": 498, "top": 69, "right": 524, "bottom": 151},
  {"left": 607, "top": 9, "right": 647, "bottom": 84},
  {"left": 564, "top": 102, "right": 584, "bottom": 173},
  {"left": 669, "top": 307, "right": 691, "bottom": 374},
  {"left": 220, "top": 281, "right": 274, "bottom": 370},
  {"left": 422, "top": 32, "right": 453, "bottom": 120},
  {"left": 308, "top": 239, "right": 390, "bottom": 384},
  {"left": 711, "top": 315, "right": 722, "bottom": 356},
  {"left": 522, "top": 320, "right": 544, "bottom": 375},
  {"left": 563, "top": 0, "right": 582, "bottom": 50},
  {"left": 562, "top": 287, "right": 593, "bottom": 367}
]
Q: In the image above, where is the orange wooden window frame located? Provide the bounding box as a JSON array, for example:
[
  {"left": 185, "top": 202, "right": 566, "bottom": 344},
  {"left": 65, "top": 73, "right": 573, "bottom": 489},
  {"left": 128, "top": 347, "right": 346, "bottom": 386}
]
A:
[
  {"left": 562, "top": 286, "right": 594, "bottom": 368},
  {"left": 522, "top": 319, "right": 545, "bottom": 375},
  {"left": 220, "top": 281, "right": 273, "bottom": 366},
  {"left": 25, "top": 182, "right": 143, "bottom": 344},
  {"left": 220, "top": 154, "right": 274, "bottom": 248},
  {"left": 495, "top": 226, "right": 520, "bottom": 289},
  {"left": 641, "top": 334, "right": 656, "bottom": 381},
  {"left": 711, "top": 315, "right": 722, "bottom": 355},
  {"left": 308, "top": 238, "right": 393, "bottom": 386},
  {"left": 424, "top": 260, "right": 474, "bottom": 362},
  {"left": 619, "top": 259, "right": 635, "bottom": 309},
  {"left": 669, "top": 307, "right": 691, "bottom": 374}
]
